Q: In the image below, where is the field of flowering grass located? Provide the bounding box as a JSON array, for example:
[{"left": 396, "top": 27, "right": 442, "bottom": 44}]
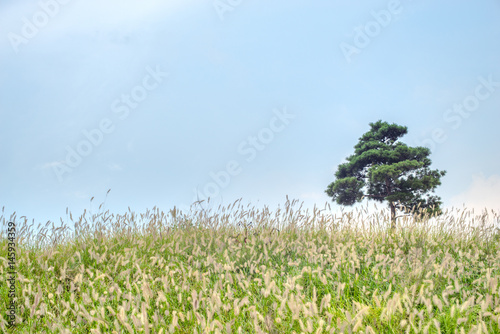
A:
[{"left": 1, "top": 199, "right": 500, "bottom": 333}]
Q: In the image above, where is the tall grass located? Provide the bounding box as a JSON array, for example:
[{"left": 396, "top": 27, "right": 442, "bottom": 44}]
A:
[{"left": 1, "top": 199, "right": 499, "bottom": 333}]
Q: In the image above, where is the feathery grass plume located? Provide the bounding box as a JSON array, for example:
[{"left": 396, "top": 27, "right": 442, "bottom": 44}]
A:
[{"left": 0, "top": 200, "right": 499, "bottom": 332}]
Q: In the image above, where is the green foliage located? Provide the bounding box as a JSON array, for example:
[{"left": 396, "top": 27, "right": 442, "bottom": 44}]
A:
[{"left": 326, "top": 120, "right": 446, "bottom": 223}]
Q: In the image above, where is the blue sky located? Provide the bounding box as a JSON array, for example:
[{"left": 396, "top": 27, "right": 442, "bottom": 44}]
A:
[{"left": 1, "top": 0, "right": 500, "bottom": 226}]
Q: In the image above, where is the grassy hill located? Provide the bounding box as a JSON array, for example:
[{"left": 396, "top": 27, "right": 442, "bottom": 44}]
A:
[{"left": 1, "top": 200, "right": 500, "bottom": 333}]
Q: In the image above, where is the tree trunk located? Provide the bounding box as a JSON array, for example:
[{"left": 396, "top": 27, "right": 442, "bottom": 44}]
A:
[
  {"left": 390, "top": 201, "right": 396, "bottom": 230},
  {"left": 385, "top": 177, "right": 396, "bottom": 230}
]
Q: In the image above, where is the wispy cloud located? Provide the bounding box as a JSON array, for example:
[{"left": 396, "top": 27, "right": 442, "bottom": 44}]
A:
[
  {"left": 449, "top": 173, "right": 500, "bottom": 212},
  {"left": 2, "top": 0, "right": 199, "bottom": 53},
  {"left": 60, "top": 0, "right": 197, "bottom": 30}
]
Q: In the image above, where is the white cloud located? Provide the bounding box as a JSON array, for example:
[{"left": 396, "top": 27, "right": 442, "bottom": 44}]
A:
[
  {"left": 449, "top": 173, "right": 500, "bottom": 213},
  {"left": 1, "top": 0, "right": 199, "bottom": 50},
  {"left": 58, "top": 0, "right": 198, "bottom": 33}
]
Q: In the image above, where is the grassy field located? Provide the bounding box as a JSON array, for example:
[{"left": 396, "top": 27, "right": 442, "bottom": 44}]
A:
[{"left": 1, "top": 199, "right": 500, "bottom": 333}]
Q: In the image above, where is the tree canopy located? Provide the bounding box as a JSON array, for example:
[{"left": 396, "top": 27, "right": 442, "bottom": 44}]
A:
[{"left": 325, "top": 120, "right": 446, "bottom": 228}]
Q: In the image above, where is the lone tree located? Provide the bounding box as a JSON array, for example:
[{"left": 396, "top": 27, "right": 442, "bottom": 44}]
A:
[{"left": 325, "top": 120, "right": 446, "bottom": 229}]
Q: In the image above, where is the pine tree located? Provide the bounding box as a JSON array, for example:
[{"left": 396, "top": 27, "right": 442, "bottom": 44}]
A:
[{"left": 325, "top": 120, "right": 446, "bottom": 229}]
